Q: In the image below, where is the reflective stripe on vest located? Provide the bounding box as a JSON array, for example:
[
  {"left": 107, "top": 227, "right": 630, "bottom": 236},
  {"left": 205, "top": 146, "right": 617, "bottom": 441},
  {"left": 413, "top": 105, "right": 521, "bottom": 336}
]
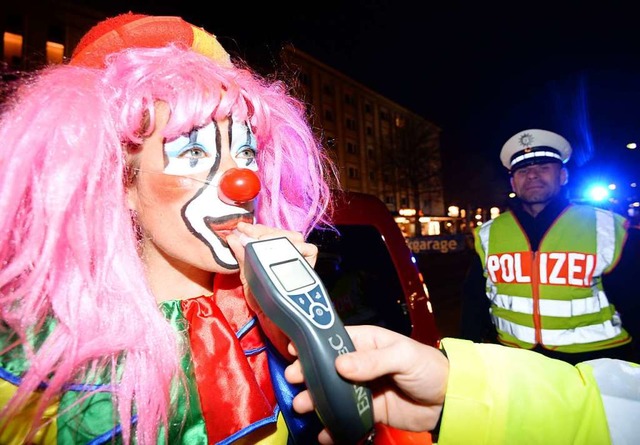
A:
[
  {"left": 491, "top": 290, "right": 610, "bottom": 317},
  {"left": 492, "top": 315, "right": 622, "bottom": 346},
  {"left": 595, "top": 207, "right": 615, "bottom": 275},
  {"left": 474, "top": 205, "right": 630, "bottom": 351}
]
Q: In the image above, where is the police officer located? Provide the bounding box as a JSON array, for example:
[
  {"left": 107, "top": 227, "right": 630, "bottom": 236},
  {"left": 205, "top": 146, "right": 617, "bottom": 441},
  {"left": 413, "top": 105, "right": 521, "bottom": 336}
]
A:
[{"left": 460, "top": 128, "right": 639, "bottom": 364}]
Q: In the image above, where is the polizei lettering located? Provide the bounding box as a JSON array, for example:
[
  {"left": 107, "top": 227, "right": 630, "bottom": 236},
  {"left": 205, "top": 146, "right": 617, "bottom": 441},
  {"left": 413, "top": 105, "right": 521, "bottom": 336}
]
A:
[
  {"left": 486, "top": 252, "right": 596, "bottom": 286},
  {"left": 328, "top": 334, "right": 372, "bottom": 416}
]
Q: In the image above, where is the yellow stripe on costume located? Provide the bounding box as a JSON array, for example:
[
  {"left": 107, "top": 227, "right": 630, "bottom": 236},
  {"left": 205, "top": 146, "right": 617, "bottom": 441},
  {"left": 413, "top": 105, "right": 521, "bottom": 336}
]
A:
[
  {"left": 190, "top": 26, "right": 232, "bottom": 67},
  {"left": 231, "top": 412, "right": 289, "bottom": 445},
  {"left": 0, "top": 379, "right": 58, "bottom": 444}
]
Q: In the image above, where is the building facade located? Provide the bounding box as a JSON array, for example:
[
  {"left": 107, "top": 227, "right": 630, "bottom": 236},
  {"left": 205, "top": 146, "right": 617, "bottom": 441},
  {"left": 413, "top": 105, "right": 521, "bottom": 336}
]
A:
[{"left": 280, "top": 45, "right": 445, "bottom": 222}]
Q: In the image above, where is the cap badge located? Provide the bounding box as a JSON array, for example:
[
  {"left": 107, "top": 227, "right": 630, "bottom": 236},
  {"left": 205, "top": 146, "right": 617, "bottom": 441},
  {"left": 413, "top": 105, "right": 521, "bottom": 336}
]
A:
[{"left": 519, "top": 133, "right": 534, "bottom": 147}]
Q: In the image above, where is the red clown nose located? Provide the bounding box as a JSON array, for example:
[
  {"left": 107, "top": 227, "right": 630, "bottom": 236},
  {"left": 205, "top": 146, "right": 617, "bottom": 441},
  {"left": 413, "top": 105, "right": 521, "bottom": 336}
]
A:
[{"left": 218, "top": 168, "right": 261, "bottom": 204}]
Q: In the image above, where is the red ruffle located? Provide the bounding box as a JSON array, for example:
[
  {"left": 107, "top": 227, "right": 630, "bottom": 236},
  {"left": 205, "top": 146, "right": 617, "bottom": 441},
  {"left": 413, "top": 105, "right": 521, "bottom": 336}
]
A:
[{"left": 181, "top": 274, "right": 277, "bottom": 443}]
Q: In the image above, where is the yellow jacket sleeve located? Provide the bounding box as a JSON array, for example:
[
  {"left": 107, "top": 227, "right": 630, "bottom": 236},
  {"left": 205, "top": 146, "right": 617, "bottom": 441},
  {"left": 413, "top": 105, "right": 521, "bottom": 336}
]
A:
[{"left": 436, "top": 338, "right": 613, "bottom": 445}]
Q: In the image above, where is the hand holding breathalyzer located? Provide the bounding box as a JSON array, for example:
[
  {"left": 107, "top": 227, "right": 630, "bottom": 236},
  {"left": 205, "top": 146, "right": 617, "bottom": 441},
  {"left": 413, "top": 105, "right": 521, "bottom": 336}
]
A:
[
  {"left": 240, "top": 233, "right": 375, "bottom": 444},
  {"left": 286, "top": 325, "right": 448, "bottom": 445}
]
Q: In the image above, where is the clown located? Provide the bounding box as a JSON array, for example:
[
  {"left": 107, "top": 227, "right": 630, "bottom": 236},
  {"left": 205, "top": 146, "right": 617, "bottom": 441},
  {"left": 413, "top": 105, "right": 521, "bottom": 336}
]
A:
[{"left": 0, "top": 13, "right": 336, "bottom": 444}]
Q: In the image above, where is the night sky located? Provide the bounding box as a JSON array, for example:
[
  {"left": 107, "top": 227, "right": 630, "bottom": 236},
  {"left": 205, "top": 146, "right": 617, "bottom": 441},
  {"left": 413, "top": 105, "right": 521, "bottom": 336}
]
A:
[{"left": 93, "top": 1, "right": 640, "bottom": 206}]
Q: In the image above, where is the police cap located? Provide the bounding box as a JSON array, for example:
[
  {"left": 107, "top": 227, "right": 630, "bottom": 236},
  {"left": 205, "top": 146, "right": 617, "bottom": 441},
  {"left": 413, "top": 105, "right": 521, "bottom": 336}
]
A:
[{"left": 500, "top": 129, "right": 572, "bottom": 172}]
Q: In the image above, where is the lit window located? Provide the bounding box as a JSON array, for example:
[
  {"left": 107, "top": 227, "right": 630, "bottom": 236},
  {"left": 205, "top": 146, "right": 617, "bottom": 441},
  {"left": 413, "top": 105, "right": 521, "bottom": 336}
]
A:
[
  {"left": 46, "top": 41, "right": 64, "bottom": 64},
  {"left": 3, "top": 32, "right": 23, "bottom": 66},
  {"left": 427, "top": 221, "right": 440, "bottom": 236}
]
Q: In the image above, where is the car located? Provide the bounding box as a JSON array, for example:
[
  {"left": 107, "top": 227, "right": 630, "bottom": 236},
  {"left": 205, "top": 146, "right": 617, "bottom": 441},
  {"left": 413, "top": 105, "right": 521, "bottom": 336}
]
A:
[{"left": 309, "top": 190, "right": 441, "bottom": 348}]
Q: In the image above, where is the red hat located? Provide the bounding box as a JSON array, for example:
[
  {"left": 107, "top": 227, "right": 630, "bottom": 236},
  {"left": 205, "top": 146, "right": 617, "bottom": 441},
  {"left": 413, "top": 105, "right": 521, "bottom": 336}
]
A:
[{"left": 70, "top": 12, "right": 231, "bottom": 68}]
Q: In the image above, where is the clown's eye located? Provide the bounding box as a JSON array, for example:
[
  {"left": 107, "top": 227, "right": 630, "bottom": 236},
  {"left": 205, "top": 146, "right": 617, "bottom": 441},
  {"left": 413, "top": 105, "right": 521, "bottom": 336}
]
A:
[
  {"left": 237, "top": 146, "right": 255, "bottom": 158},
  {"left": 236, "top": 146, "right": 256, "bottom": 164},
  {"left": 177, "top": 144, "right": 210, "bottom": 168},
  {"left": 179, "top": 145, "right": 208, "bottom": 159},
  {"left": 162, "top": 125, "right": 218, "bottom": 176}
]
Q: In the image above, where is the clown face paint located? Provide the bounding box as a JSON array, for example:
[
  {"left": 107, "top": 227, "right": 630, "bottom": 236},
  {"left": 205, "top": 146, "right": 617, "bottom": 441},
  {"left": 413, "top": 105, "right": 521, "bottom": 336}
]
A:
[
  {"left": 131, "top": 109, "right": 258, "bottom": 274},
  {"left": 168, "top": 118, "right": 258, "bottom": 269}
]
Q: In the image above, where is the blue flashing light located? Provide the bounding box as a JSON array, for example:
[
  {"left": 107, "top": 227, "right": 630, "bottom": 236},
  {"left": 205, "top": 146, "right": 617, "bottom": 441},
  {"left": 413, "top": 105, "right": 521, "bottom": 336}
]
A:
[{"left": 586, "top": 184, "right": 610, "bottom": 202}]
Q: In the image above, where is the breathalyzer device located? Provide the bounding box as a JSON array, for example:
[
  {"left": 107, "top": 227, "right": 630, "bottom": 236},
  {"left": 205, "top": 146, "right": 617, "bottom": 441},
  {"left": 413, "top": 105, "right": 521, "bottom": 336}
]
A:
[{"left": 243, "top": 236, "right": 375, "bottom": 444}]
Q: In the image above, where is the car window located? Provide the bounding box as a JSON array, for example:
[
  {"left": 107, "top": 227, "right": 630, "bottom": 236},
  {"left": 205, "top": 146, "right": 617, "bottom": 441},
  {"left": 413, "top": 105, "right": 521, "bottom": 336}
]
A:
[{"left": 309, "top": 224, "right": 412, "bottom": 336}]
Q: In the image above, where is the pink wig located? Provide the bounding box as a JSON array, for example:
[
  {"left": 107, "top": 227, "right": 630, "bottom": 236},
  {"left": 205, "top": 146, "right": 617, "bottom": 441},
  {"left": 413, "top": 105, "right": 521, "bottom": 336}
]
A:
[{"left": 0, "top": 44, "right": 335, "bottom": 443}]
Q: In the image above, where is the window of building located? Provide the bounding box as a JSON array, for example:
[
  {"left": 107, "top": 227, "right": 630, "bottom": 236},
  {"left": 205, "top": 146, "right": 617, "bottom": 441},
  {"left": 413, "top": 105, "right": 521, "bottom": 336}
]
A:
[
  {"left": 45, "top": 24, "right": 65, "bottom": 64},
  {"left": 345, "top": 117, "right": 357, "bottom": 131},
  {"left": 395, "top": 116, "right": 406, "bottom": 128},
  {"left": 46, "top": 41, "right": 64, "bottom": 64},
  {"left": 366, "top": 125, "right": 373, "bottom": 136},
  {"left": 3, "top": 32, "right": 23, "bottom": 66},
  {"left": 299, "top": 71, "right": 310, "bottom": 85},
  {"left": 346, "top": 141, "right": 359, "bottom": 155},
  {"left": 367, "top": 146, "right": 375, "bottom": 159},
  {"left": 369, "top": 171, "right": 376, "bottom": 181},
  {"left": 379, "top": 109, "right": 390, "bottom": 120},
  {"left": 324, "top": 108, "right": 334, "bottom": 122},
  {"left": 364, "top": 102, "right": 372, "bottom": 114},
  {"left": 3, "top": 14, "right": 23, "bottom": 67},
  {"left": 323, "top": 83, "right": 334, "bottom": 96},
  {"left": 344, "top": 93, "right": 355, "bottom": 105},
  {"left": 400, "top": 197, "right": 408, "bottom": 206},
  {"left": 348, "top": 166, "right": 360, "bottom": 179}
]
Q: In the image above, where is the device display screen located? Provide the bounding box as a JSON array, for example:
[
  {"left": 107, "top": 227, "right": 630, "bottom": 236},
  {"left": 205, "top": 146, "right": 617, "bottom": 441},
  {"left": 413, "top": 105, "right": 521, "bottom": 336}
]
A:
[{"left": 271, "top": 259, "right": 316, "bottom": 292}]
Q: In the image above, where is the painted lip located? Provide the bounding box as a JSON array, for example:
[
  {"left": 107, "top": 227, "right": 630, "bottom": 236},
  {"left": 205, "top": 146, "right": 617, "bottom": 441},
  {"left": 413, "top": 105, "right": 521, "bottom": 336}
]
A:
[{"left": 205, "top": 213, "right": 254, "bottom": 244}]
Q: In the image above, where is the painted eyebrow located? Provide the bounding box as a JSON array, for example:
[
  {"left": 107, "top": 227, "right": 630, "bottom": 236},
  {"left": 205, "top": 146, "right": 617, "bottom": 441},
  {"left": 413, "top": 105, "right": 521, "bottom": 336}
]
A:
[
  {"left": 231, "top": 123, "right": 256, "bottom": 151},
  {"left": 163, "top": 131, "right": 198, "bottom": 157}
]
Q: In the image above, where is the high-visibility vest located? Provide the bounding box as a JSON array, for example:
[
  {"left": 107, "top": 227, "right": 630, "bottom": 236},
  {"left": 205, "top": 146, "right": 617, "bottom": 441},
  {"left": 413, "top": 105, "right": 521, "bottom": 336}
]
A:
[{"left": 474, "top": 205, "right": 631, "bottom": 353}]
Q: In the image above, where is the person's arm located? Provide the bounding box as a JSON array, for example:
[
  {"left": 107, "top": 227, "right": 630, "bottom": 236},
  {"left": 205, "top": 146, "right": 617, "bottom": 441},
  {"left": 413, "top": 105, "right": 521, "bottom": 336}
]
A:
[
  {"left": 437, "top": 338, "right": 621, "bottom": 444},
  {"left": 459, "top": 254, "right": 496, "bottom": 343},
  {"left": 285, "top": 325, "right": 640, "bottom": 445},
  {"left": 602, "top": 226, "right": 640, "bottom": 357}
]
